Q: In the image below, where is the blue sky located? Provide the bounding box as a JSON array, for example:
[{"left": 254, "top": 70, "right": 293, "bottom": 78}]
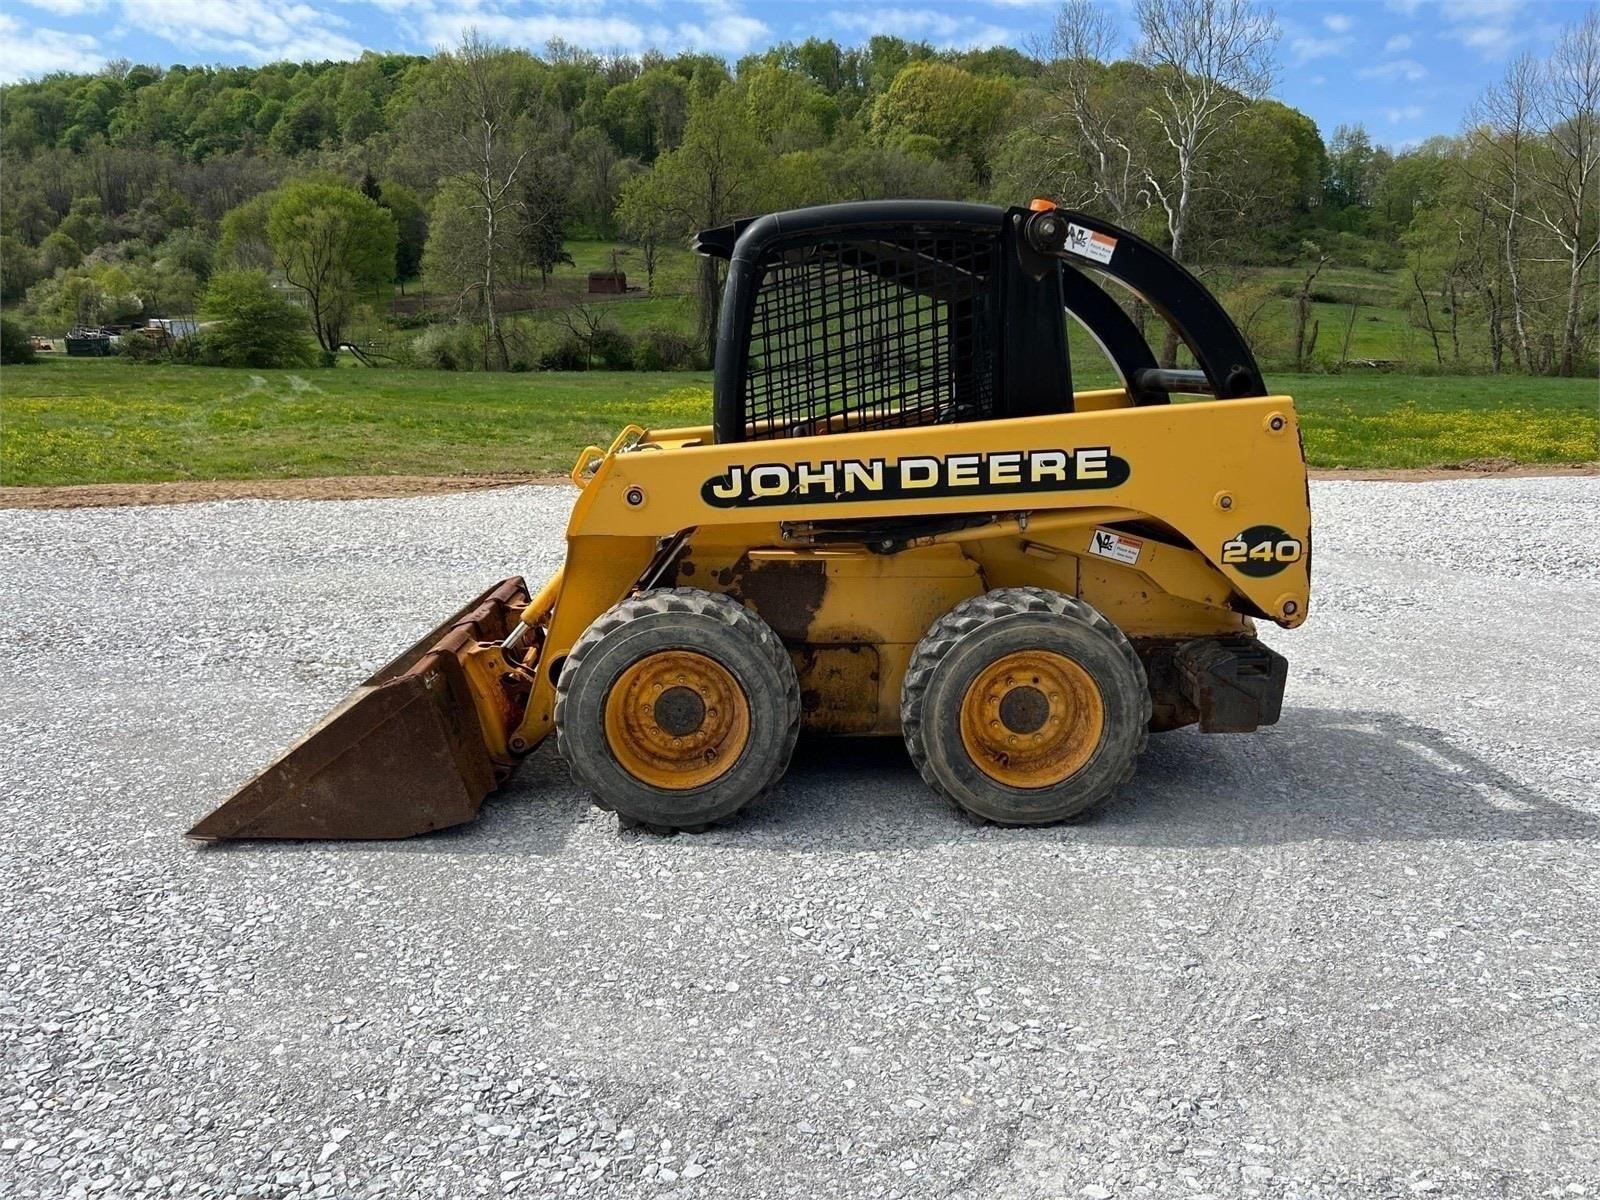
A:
[{"left": 1, "top": 0, "right": 1590, "bottom": 150}]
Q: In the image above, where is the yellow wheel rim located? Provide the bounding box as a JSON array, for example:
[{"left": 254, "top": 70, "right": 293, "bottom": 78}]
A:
[
  {"left": 958, "top": 650, "right": 1105, "bottom": 789},
  {"left": 603, "top": 650, "right": 750, "bottom": 790}
]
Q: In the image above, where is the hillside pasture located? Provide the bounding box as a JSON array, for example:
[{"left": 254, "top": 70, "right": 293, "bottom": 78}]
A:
[{"left": 2, "top": 359, "right": 1593, "bottom": 489}]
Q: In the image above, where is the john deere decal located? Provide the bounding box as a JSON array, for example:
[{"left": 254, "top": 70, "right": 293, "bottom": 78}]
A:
[{"left": 701, "top": 447, "right": 1131, "bottom": 508}]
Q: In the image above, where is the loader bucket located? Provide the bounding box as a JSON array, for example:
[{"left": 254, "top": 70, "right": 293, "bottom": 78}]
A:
[{"left": 188, "top": 577, "right": 532, "bottom": 841}]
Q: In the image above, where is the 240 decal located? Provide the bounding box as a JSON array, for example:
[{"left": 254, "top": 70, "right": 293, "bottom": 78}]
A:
[{"left": 1221, "top": 525, "right": 1305, "bottom": 577}]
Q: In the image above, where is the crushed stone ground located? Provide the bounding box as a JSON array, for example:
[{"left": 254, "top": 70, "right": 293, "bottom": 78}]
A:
[
  {"left": 1, "top": 477, "right": 1597, "bottom": 1199},
  {"left": 2, "top": 463, "right": 1594, "bottom": 509}
]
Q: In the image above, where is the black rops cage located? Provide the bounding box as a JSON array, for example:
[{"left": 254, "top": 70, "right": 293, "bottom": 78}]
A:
[
  {"left": 695, "top": 201, "right": 1267, "bottom": 445},
  {"left": 745, "top": 230, "right": 998, "bottom": 436},
  {"left": 697, "top": 203, "right": 1073, "bottom": 444}
]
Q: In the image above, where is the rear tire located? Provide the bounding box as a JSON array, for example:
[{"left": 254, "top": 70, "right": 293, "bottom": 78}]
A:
[
  {"left": 901, "top": 588, "right": 1150, "bottom": 825},
  {"left": 555, "top": 589, "right": 800, "bottom": 833}
]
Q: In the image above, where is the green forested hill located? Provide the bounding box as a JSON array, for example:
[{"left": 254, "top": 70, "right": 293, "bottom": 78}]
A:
[{"left": 1, "top": 17, "right": 1593, "bottom": 378}]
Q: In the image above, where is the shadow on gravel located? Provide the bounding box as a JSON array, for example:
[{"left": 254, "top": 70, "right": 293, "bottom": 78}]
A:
[
  {"left": 1091, "top": 705, "right": 1599, "bottom": 847},
  {"left": 195, "top": 706, "right": 1595, "bottom": 856},
  {"left": 721, "top": 706, "right": 1598, "bottom": 851}
]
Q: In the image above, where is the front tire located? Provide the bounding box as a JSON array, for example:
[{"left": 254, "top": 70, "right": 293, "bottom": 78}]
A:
[
  {"left": 901, "top": 588, "right": 1150, "bottom": 825},
  {"left": 555, "top": 589, "right": 800, "bottom": 833}
]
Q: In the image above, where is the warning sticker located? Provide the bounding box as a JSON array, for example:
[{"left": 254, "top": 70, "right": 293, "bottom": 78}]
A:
[
  {"left": 1088, "top": 528, "right": 1144, "bottom": 566},
  {"left": 1065, "top": 223, "right": 1118, "bottom": 265}
]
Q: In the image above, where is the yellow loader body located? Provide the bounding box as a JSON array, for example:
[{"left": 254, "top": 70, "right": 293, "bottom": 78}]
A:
[
  {"left": 192, "top": 394, "right": 1309, "bottom": 840},
  {"left": 189, "top": 200, "right": 1311, "bottom": 841}
]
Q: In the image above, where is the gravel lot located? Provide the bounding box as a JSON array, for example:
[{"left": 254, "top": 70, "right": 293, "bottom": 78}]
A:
[{"left": 2, "top": 477, "right": 1597, "bottom": 1200}]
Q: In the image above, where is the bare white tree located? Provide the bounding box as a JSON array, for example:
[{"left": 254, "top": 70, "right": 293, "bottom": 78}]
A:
[
  {"left": 1132, "top": 0, "right": 1278, "bottom": 362},
  {"left": 1469, "top": 53, "right": 1542, "bottom": 371},
  {"left": 1133, "top": 0, "right": 1279, "bottom": 264},
  {"left": 1034, "top": 1, "right": 1142, "bottom": 222},
  {"left": 1531, "top": 9, "right": 1600, "bottom": 376}
]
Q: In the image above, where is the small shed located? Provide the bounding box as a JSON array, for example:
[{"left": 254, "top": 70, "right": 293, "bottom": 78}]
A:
[
  {"left": 146, "top": 317, "right": 200, "bottom": 342},
  {"left": 587, "top": 270, "right": 626, "bottom": 294}
]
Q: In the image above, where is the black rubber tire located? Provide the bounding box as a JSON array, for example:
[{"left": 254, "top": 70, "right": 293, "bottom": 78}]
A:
[
  {"left": 555, "top": 588, "right": 800, "bottom": 833},
  {"left": 900, "top": 587, "right": 1151, "bottom": 825}
]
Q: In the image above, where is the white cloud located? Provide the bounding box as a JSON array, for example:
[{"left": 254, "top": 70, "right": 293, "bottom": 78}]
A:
[
  {"left": 418, "top": 4, "right": 769, "bottom": 55},
  {"left": 121, "top": 0, "right": 365, "bottom": 60},
  {"left": 1441, "top": 0, "right": 1524, "bottom": 16},
  {"left": 17, "top": 0, "right": 106, "bottom": 14},
  {"left": 828, "top": 8, "right": 1011, "bottom": 48},
  {"left": 1359, "top": 57, "right": 1427, "bottom": 81},
  {"left": 1456, "top": 24, "right": 1510, "bottom": 51},
  {"left": 1290, "top": 33, "right": 1352, "bottom": 61},
  {"left": 1385, "top": 103, "right": 1425, "bottom": 123},
  {"left": 0, "top": 14, "right": 102, "bottom": 79},
  {"left": 1384, "top": 32, "right": 1412, "bottom": 52},
  {"left": 1323, "top": 12, "right": 1351, "bottom": 33},
  {"left": 1437, "top": 0, "right": 1532, "bottom": 58}
]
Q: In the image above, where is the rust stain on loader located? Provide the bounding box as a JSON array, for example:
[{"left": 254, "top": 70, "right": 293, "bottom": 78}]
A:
[{"left": 726, "top": 556, "right": 828, "bottom": 642}]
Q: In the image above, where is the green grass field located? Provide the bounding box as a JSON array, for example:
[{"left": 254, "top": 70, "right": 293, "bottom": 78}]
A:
[{"left": 1, "top": 357, "right": 1594, "bottom": 487}]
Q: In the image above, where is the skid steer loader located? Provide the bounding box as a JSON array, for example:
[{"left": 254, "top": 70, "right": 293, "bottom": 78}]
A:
[{"left": 189, "top": 200, "right": 1310, "bottom": 841}]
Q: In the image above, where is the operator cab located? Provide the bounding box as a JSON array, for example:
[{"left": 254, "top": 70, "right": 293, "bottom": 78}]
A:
[{"left": 694, "top": 200, "right": 1267, "bottom": 445}]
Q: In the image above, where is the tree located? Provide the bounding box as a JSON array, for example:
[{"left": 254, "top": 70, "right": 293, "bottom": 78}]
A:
[
  {"left": 870, "top": 62, "right": 1013, "bottom": 181},
  {"left": 1325, "top": 124, "right": 1380, "bottom": 211},
  {"left": 1464, "top": 13, "right": 1600, "bottom": 377},
  {"left": 616, "top": 88, "right": 770, "bottom": 348},
  {"left": 24, "top": 262, "right": 142, "bottom": 332},
  {"left": 371, "top": 180, "right": 428, "bottom": 286},
  {"left": 1032, "top": 3, "right": 1145, "bottom": 223},
  {"left": 218, "top": 192, "right": 278, "bottom": 270},
  {"left": 569, "top": 127, "right": 631, "bottom": 235},
  {"left": 556, "top": 303, "right": 617, "bottom": 369},
  {"left": 200, "top": 269, "right": 315, "bottom": 367},
  {"left": 520, "top": 149, "right": 575, "bottom": 288},
  {"left": 0, "top": 237, "right": 45, "bottom": 304},
  {"left": 615, "top": 182, "right": 678, "bottom": 294},
  {"left": 40, "top": 232, "right": 83, "bottom": 274},
  {"left": 742, "top": 65, "right": 838, "bottom": 151},
  {"left": 1530, "top": 10, "right": 1599, "bottom": 375},
  {"left": 265, "top": 180, "right": 396, "bottom": 352},
  {"left": 1131, "top": 0, "right": 1278, "bottom": 361},
  {"left": 421, "top": 183, "right": 519, "bottom": 332},
  {"left": 1, "top": 317, "right": 37, "bottom": 366},
  {"left": 1292, "top": 243, "right": 1329, "bottom": 371},
  {"left": 1468, "top": 54, "right": 1541, "bottom": 371},
  {"left": 404, "top": 35, "right": 543, "bottom": 369}
]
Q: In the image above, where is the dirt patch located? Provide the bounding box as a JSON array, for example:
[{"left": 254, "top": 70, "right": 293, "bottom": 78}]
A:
[
  {"left": 0, "top": 474, "right": 563, "bottom": 510},
  {"left": 1309, "top": 460, "right": 1599, "bottom": 482},
  {"left": 2, "top": 462, "right": 1595, "bottom": 510}
]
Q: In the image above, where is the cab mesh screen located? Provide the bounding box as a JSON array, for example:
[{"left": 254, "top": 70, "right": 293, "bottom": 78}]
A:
[{"left": 740, "top": 233, "right": 999, "bottom": 439}]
